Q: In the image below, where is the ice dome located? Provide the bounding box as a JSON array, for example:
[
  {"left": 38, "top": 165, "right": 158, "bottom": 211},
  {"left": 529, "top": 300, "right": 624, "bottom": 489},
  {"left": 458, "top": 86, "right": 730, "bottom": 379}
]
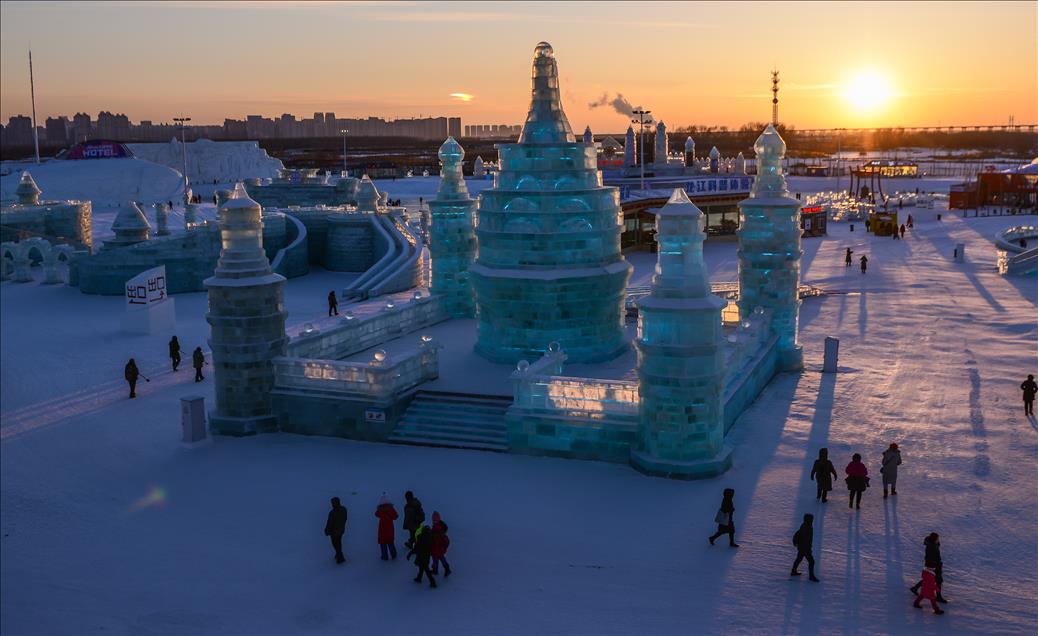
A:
[
  {"left": 751, "top": 124, "right": 790, "bottom": 198},
  {"left": 220, "top": 182, "right": 260, "bottom": 210},
  {"left": 534, "top": 41, "right": 554, "bottom": 58},
  {"left": 438, "top": 137, "right": 464, "bottom": 162},
  {"left": 16, "top": 171, "right": 42, "bottom": 205}
]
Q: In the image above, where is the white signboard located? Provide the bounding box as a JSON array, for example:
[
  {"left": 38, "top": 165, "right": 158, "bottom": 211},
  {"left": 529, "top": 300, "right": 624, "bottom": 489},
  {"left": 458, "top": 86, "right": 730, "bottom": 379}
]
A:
[
  {"left": 125, "top": 265, "right": 168, "bottom": 307},
  {"left": 364, "top": 409, "right": 386, "bottom": 423}
]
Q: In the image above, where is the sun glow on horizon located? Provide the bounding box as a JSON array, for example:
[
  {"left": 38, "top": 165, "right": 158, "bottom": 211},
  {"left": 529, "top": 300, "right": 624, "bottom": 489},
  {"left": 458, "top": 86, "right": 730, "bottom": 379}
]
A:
[{"left": 843, "top": 71, "right": 894, "bottom": 114}]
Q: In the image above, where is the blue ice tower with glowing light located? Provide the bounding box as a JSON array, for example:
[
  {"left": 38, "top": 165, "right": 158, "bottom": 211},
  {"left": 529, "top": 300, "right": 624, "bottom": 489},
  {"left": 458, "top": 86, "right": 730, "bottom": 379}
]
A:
[
  {"left": 428, "top": 137, "right": 477, "bottom": 318},
  {"left": 469, "top": 42, "right": 632, "bottom": 363},
  {"left": 737, "top": 125, "right": 803, "bottom": 371},
  {"left": 631, "top": 189, "right": 730, "bottom": 478}
]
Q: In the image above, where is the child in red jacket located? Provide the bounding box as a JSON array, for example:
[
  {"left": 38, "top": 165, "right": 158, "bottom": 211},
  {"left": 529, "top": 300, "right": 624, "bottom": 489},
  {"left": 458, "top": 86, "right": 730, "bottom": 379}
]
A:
[
  {"left": 430, "top": 511, "right": 451, "bottom": 577},
  {"left": 913, "top": 567, "right": 945, "bottom": 615},
  {"left": 375, "top": 493, "right": 399, "bottom": 561}
]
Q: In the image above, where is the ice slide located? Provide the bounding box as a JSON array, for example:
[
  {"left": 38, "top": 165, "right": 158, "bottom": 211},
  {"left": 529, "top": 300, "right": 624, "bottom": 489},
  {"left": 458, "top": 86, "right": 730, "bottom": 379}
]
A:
[
  {"left": 343, "top": 212, "right": 424, "bottom": 298},
  {"left": 995, "top": 225, "right": 1038, "bottom": 276}
]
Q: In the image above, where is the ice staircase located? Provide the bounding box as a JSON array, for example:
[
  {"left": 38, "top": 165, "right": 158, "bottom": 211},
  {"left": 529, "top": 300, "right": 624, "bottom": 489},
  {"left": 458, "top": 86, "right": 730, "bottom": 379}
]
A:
[{"left": 389, "top": 391, "right": 512, "bottom": 452}]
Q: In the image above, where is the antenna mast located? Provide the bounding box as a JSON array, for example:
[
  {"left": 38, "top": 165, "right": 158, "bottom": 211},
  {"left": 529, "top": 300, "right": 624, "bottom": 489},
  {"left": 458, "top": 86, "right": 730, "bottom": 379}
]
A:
[{"left": 771, "top": 69, "right": 780, "bottom": 126}]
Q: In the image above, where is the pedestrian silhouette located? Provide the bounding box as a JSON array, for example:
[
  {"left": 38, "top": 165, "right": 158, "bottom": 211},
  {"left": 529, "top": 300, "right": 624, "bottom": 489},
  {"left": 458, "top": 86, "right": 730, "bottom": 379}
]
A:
[
  {"left": 810, "top": 448, "right": 838, "bottom": 502},
  {"left": 324, "top": 497, "right": 348, "bottom": 564},
  {"left": 790, "top": 513, "right": 819, "bottom": 582},
  {"left": 707, "top": 488, "right": 739, "bottom": 547}
]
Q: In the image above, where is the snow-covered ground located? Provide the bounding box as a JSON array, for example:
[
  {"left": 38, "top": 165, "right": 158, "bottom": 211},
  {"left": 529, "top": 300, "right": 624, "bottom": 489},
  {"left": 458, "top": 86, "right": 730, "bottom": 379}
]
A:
[
  {"left": 0, "top": 158, "right": 186, "bottom": 211},
  {"left": 2, "top": 202, "right": 1037, "bottom": 633}
]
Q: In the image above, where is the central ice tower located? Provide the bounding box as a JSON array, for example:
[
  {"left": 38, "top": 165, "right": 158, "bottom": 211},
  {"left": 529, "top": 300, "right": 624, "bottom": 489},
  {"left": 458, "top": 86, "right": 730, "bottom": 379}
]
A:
[{"left": 470, "top": 42, "right": 632, "bottom": 363}]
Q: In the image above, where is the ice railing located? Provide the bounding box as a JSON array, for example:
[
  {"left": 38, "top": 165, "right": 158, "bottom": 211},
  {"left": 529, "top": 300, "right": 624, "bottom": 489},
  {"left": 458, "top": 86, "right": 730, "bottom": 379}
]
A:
[
  {"left": 511, "top": 343, "right": 639, "bottom": 420},
  {"left": 272, "top": 336, "right": 441, "bottom": 399},
  {"left": 722, "top": 307, "right": 774, "bottom": 388},
  {"left": 286, "top": 293, "right": 448, "bottom": 360}
]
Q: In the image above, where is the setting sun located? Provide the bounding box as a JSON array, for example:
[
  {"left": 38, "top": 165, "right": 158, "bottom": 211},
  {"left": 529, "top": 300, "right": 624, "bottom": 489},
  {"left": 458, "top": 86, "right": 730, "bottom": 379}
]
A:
[{"left": 843, "top": 71, "right": 894, "bottom": 113}]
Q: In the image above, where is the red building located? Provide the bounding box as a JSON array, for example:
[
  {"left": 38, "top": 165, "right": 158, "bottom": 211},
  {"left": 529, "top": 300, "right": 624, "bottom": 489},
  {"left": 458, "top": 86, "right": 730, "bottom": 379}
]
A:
[{"left": 950, "top": 163, "right": 1038, "bottom": 209}]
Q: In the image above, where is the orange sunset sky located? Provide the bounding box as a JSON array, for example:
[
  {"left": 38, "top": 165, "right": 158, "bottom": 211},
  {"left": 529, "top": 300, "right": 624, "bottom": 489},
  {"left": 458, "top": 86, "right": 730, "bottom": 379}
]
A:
[{"left": 1, "top": 1, "right": 1035, "bottom": 133}]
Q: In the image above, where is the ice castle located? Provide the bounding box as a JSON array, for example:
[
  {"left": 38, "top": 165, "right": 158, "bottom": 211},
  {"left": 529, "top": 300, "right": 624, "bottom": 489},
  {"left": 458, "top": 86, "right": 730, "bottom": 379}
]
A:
[{"left": 469, "top": 42, "right": 632, "bottom": 363}]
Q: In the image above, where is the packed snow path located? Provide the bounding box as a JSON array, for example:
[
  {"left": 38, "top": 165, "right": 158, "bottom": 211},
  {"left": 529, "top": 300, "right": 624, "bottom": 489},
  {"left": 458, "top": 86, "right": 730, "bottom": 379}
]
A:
[{"left": 2, "top": 214, "right": 1036, "bottom": 635}]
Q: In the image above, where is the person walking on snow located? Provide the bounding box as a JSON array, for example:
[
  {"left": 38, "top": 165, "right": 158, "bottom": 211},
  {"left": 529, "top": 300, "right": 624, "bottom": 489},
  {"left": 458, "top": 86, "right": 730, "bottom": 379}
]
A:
[
  {"left": 324, "top": 497, "right": 348, "bottom": 564},
  {"left": 913, "top": 566, "right": 946, "bottom": 615},
  {"left": 845, "top": 453, "right": 869, "bottom": 509},
  {"left": 328, "top": 290, "right": 339, "bottom": 317},
  {"left": 790, "top": 513, "right": 820, "bottom": 582},
  {"left": 907, "top": 213, "right": 914, "bottom": 228},
  {"left": 375, "top": 493, "right": 398, "bottom": 560},
  {"left": 429, "top": 511, "right": 451, "bottom": 577},
  {"left": 810, "top": 448, "right": 838, "bottom": 502},
  {"left": 124, "top": 358, "right": 140, "bottom": 399},
  {"left": 411, "top": 522, "right": 437, "bottom": 588},
  {"left": 881, "top": 443, "right": 902, "bottom": 498},
  {"left": 402, "top": 491, "right": 425, "bottom": 552},
  {"left": 192, "top": 347, "right": 206, "bottom": 382},
  {"left": 169, "top": 336, "right": 181, "bottom": 372},
  {"left": 708, "top": 488, "right": 739, "bottom": 547},
  {"left": 1021, "top": 374, "right": 1037, "bottom": 416},
  {"left": 845, "top": 247, "right": 853, "bottom": 267},
  {"left": 899, "top": 224, "right": 906, "bottom": 239},
  {"left": 911, "top": 532, "right": 949, "bottom": 603},
  {"left": 860, "top": 254, "right": 868, "bottom": 274}
]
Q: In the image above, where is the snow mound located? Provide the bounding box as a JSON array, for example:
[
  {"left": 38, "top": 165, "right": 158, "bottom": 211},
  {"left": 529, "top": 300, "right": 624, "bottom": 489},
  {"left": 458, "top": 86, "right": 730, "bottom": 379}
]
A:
[
  {"left": 128, "top": 139, "right": 284, "bottom": 184},
  {"left": 0, "top": 157, "right": 184, "bottom": 209}
]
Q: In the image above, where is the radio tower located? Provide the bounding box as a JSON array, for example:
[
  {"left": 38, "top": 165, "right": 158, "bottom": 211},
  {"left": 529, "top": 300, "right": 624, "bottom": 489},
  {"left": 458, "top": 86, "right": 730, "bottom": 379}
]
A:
[{"left": 771, "top": 69, "right": 780, "bottom": 126}]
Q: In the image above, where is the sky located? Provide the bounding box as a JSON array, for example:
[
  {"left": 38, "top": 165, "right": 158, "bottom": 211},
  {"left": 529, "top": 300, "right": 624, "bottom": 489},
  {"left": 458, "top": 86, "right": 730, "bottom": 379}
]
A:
[{"left": 1, "top": 1, "right": 1035, "bottom": 133}]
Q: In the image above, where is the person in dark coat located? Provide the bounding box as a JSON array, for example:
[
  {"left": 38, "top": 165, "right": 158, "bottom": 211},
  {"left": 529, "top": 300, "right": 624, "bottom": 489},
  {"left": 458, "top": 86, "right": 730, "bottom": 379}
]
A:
[
  {"left": 324, "top": 497, "right": 348, "bottom": 564},
  {"left": 860, "top": 254, "right": 868, "bottom": 274},
  {"left": 810, "top": 448, "right": 838, "bottom": 502},
  {"left": 907, "top": 214, "right": 914, "bottom": 228},
  {"left": 899, "top": 224, "right": 906, "bottom": 239},
  {"left": 880, "top": 443, "right": 902, "bottom": 497},
  {"left": 429, "top": 511, "right": 451, "bottom": 577},
  {"left": 124, "top": 358, "right": 140, "bottom": 398},
  {"left": 845, "top": 453, "right": 869, "bottom": 509},
  {"left": 411, "top": 522, "right": 437, "bottom": 588},
  {"left": 1021, "top": 374, "right": 1037, "bottom": 416},
  {"left": 328, "top": 290, "right": 339, "bottom": 317},
  {"left": 192, "top": 347, "right": 206, "bottom": 382},
  {"left": 169, "top": 336, "right": 181, "bottom": 372},
  {"left": 910, "top": 533, "right": 948, "bottom": 603},
  {"left": 375, "top": 493, "right": 398, "bottom": 561},
  {"left": 707, "top": 488, "right": 739, "bottom": 547},
  {"left": 402, "top": 491, "right": 425, "bottom": 551},
  {"left": 790, "top": 513, "right": 819, "bottom": 582},
  {"left": 845, "top": 248, "right": 853, "bottom": 267}
]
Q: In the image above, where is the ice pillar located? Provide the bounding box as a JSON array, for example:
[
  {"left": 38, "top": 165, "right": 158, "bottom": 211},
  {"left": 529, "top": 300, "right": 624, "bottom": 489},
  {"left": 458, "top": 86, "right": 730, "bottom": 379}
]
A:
[
  {"left": 428, "top": 137, "right": 477, "bottom": 318},
  {"left": 154, "top": 202, "right": 170, "bottom": 236},
  {"left": 709, "top": 146, "right": 720, "bottom": 173},
  {"left": 624, "top": 126, "right": 636, "bottom": 168},
  {"left": 205, "top": 183, "right": 288, "bottom": 435},
  {"left": 736, "top": 152, "right": 746, "bottom": 174},
  {"left": 684, "top": 137, "right": 695, "bottom": 167},
  {"left": 654, "top": 121, "right": 668, "bottom": 165},
  {"left": 632, "top": 189, "right": 730, "bottom": 478},
  {"left": 469, "top": 42, "right": 632, "bottom": 363},
  {"left": 737, "top": 125, "right": 803, "bottom": 371},
  {"left": 582, "top": 125, "right": 593, "bottom": 145}
]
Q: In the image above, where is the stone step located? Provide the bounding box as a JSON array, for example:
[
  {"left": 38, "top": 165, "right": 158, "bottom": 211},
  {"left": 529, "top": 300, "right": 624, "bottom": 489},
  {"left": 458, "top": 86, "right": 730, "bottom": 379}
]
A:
[
  {"left": 404, "top": 403, "right": 509, "bottom": 419},
  {"left": 388, "top": 434, "right": 508, "bottom": 453},
  {"left": 397, "top": 413, "right": 506, "bottom": 433}
]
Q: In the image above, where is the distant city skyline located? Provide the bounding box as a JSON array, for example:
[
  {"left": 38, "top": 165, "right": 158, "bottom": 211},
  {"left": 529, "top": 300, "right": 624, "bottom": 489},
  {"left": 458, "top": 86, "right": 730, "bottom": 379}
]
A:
[{"left": 1, "top": 1, "right": 1034, "bottom": 131}]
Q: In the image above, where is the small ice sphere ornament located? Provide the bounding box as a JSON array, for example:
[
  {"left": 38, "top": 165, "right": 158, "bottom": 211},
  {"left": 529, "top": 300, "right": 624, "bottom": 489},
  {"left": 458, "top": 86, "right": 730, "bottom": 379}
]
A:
[
  {"left": 373, "top": 349, "right": 387, "bottom": 363},
  {"left": 385, "top": 300, "right": 395, "bottom": 310},
  {"left": 344, "top": 310, "right": 355, "bottom": 320},
  {"left": 516, "top": 359, "right": 530, "bottom": 372}
]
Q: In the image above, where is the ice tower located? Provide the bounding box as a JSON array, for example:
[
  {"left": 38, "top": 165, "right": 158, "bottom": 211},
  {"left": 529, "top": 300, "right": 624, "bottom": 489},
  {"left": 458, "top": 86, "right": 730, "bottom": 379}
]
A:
[
  {"left": 428, "top": 137, "right": 477, "bottom": 317},
  {"left": 469, "top": 42, "right": 632, "bottom": 363},
  {"left": 624, "top": 126, "right": 636, "bottom": 168},
  {"left": 737, "top": 125, "right": 803, "bottom": 371},
  {"left": 654, "top": 121, "right": 668, "bottom": 165},
  {"left": 206, "top": 183, "right": 289, "bottom": 435},
  {"left": 632, "top": 190, "right": 729, "bottom": 478},
  {"left": 16, "top": 171, "right": 41, "bottom": 205}
]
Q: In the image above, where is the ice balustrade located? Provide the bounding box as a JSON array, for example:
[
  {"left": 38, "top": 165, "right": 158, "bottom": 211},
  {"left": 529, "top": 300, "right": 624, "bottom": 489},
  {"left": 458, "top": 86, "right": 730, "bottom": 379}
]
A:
[
  {"left": 273, "top": 337, "right": 440, "bottom": 399},
  {"left": 286, "top": 293, "right": 448, "bottom": 360},
  {"left": 721, "top": 307, "right": 774, "bottom": 388}
]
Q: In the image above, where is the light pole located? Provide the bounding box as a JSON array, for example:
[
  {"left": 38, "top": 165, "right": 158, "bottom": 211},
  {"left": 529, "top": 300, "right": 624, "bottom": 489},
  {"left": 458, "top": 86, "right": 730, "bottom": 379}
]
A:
[
  {"left": 173, "top": 116, "right": 191, "bottom": 204},
  {"left": 340, "top": 129, "right": 349, "bottom": 176},
  {"left": 632, "top": 109, "right": 651, "bottom": 190}
]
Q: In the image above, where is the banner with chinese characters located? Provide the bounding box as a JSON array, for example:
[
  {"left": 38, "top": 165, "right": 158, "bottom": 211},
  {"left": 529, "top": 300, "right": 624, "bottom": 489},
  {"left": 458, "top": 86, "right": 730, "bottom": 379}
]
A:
[{"left": 125, "top": 265, "right": 168, "bottom": 307}]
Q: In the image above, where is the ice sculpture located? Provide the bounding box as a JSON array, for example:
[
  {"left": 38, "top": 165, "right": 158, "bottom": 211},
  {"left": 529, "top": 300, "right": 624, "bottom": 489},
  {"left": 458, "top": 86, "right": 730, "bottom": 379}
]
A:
[
  {"left": 709, "top": 146, "right": 720, "bottom": 173},
  {"left": 632, "top": 189, "right": 729, "bottom": 477},
  {"left": 654, "top": 120, "right": 668, "bottom": 165},
  {"left": 205, "top": 182, "right": 288, "bottom": 435},
  {"left": 736, "top": 151, "right": 746, "bottom": 174},
  {"left": 737, "top": 125, "right": 803, "bottom": 370},
  {"left": 469, "top": 42, "right": 632, "bottom": 363},
  {"left": 428, "top": 137, "right": 477, "bottom": 317},
  {"left": 582, "top": 125, "right": 593, "bottom": 145},
  {"left": 16, "top": 171, "right": 41, "bottom": 205},
  {"left": 624, "top": 126, "right": 636, "bottom": 167},
  {"left": 473, "top": 156, "right": 486, "bottom": 178},
  {"left": 104, "top": 201, "right": 150, "bottom": 249},
  {"left": 684, "top": 137, "right": 695, "bottom": 167},
  {"left": 153, "top": 202, "right": 170, "bottom": 236}
]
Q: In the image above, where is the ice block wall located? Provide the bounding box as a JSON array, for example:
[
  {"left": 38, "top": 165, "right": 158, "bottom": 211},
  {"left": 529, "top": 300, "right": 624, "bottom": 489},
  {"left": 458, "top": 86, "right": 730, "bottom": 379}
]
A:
[
  {"left": 469, "top": 42, "right": 632, "bottom": 363},
  {"left": 736, "top": 125, "right": 803, "bottom": 371},
  {"left": 632, "top": 189, "right": 730, "bottom": 478},
  {"left": 428, "top": 137, "right": 477, "bottom": 317}
]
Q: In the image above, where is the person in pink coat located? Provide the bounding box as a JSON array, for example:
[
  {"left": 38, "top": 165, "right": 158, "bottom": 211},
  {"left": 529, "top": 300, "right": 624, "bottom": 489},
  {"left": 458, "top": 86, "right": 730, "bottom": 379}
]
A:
[
  {"left": 374, "top": 493, "right": 398, "bottom": 561},
  {"left": 845, "top": 453, "right": 869, "bottom": 510},
  {"left": 913, "top": 567, "right": 945, "bottom": 615}
]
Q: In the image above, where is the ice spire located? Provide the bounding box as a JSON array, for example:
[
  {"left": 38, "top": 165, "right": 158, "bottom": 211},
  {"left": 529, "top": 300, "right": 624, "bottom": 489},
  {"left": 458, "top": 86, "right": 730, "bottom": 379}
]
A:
[
  {"left": 356, "top": 176, "right": 380, "bottom": 212},
  {"left": 518, "top": 42, "right": 575, "bottom": 144},
  {"left": 583, "top": 125, "right": 593, "bottom": 145},
  {"left": 624, "top": 126, "right": 636, "bottom": 167},
  {"left": 654, "top": 120, "right": 668, "bottom": 164},
  {"left": 736, "top": 151, "right": 746, "bottom": 174},
  {"left": 684, "top": 136, "right": 695, "bottom": 167},
  {"left": 750, "top": 124, "right": 789, "bottom": 198},
  {"left": 16, "top": 171, "right": 41, "bottom": 205},
  {"left": 436, "top": 137, "right": 469, "bottom": 201},
  {"left": 709, "top": 146, "right": 721, "bottom": 173}
]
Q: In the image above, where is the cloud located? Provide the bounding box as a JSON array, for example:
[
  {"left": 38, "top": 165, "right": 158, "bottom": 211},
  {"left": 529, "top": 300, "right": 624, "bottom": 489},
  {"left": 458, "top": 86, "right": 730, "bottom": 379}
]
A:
[
  {"left": 588, "top": 93, "right": 649, "bottom": 119},
  {"left": 450, "top": 93, "right": 474, "bottom": 102}
]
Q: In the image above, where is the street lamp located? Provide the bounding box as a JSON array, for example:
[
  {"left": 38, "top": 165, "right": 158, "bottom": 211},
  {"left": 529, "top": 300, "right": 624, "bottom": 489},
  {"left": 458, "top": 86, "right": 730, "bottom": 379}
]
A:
[
  {"left": 173, "top": 116, "right": 191, "bottom": 204},
  {"left": 340, "top": 129, "right": 349, "bottom": 177},
  {"left": 632, "top": 109, "right": 652, "bottom": 190}
]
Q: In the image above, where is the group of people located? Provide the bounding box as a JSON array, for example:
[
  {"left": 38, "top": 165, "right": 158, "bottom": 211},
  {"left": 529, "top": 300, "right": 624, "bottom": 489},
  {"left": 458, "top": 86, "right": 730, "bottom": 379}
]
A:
[
  {"left": 706, "top": 443, "right": 948, "bottom": 616},
  {"left": 845, "top": 248, "right": 869, "bottom": 274},
  {"left": 324, "top": 490, "right": 452, "bottom": 589},
  {"left": 122, "top": 335, "right": 207, "bottom": 398}
]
